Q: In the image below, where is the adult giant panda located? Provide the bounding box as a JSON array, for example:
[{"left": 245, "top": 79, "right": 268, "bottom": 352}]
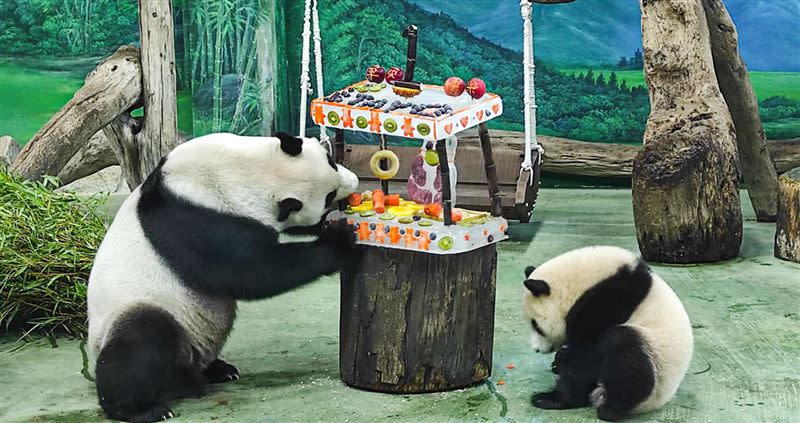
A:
[
  {"left": 521, "top": 246, "right": 693, "bottom": 421},
  {"left": 87, "top": 132, "right": 360, "bottom": 422}
]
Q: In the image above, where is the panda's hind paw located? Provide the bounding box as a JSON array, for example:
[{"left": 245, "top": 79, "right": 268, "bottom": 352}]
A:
[
  {"left": 203, "top": 359, "right": 240, "bottom": 384},
  {"left": 126, "top": 404, "right": 174, "bottom": 423}
]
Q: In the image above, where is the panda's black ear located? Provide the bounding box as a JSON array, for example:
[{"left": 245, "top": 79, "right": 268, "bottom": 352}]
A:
[
  {"left": 524, "top": 279, "right": 550, "bottom": 297},
  {"left": 277, "top": 198, "right": 304, "bottom": 222},
  {"left": 524, "top": 265, "right": 536, "bottom": 278},
  {"left": 274, "top": 132, "right": 303, "bottom": 156}
]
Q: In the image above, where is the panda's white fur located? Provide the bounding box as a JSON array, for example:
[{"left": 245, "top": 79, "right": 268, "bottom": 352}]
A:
[
  {"left": 87, "top": 132, "right": 359, "bottom": 422},
  {"left": 522, "top": 246, "right": 693, "bottom": 420}
]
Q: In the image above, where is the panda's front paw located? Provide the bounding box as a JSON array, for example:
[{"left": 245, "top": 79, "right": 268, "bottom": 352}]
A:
[{"left": 320, "top": 219, "right": 357, "bottom": 252}]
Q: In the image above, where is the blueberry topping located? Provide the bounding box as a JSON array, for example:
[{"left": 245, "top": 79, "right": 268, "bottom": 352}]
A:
[{"left": 430, "top": 233, "right": 437, "bottom": 240}]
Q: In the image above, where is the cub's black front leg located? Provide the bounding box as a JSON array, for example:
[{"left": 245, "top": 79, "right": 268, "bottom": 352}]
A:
[
  {"left": 532, "top": 374, "right": 593, "bottom": 410},
  {"left": 535, "top": 344, "right": 599, "bottom": 410}
]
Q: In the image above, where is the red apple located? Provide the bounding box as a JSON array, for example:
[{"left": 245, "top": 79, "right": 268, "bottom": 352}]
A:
[
  {"left": 466, "top": 78, "right": 487, "bottom": 99},
  {"left": 366, "top": 65, "right": 385, "bottom": 83},
  {"left": 444, "top": 77, "right": 466, "bottom": 96},
  {"left": 385, "top": 67, "right": 405, "bottom": 84}
]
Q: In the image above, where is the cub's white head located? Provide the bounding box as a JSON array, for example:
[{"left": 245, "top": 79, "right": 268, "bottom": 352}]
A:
[{"left": 521, "top": 246, "right": 640, "bottom": 354}]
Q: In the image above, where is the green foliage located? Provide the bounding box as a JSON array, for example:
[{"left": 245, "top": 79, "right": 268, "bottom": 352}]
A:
[
  {"left": 0, "top": 169, "right": 107, "bottom": 338},
  {"left": 179, "top": 0, "right": 265, "bottom": 136},
  {"left": 0, "top": 0, "right": 138, "bottom": 57}
]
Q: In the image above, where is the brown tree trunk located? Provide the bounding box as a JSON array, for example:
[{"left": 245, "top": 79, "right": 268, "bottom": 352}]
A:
[
  {"left": 10, "top": 46, "right": 142, "bottom": 181},
  {"left": 57, "top": 131, "right": 118, "bottom": 185},
  {"left": 340, "top": 245, "right": 497, "bottom": 393},
  {"left": 135, "top": 0, "right": 180, "bottom": 183},
  {"left": 703, "top": 0, "right": 778, "bottom": 222},
  {"left": 775, "top": 168, "right": 800, "bottom": 262},
  {"left": 633, "top": 0, "right": 742, "bottom": 263}
]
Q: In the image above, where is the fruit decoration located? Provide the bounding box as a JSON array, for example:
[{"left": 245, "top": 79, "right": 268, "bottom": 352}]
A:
[
  {"left": 466, "top": 78, "right": 487, "bottom": 99},
  {"left": 444, "top": 77, "right": 466, "bottom": 97},
  {"left": 366, "top": 65, "right": 386, "bottom": 83},
  {"left": 392, "top": 80, "right": 422, "bottom": 98},
  {"left": 386, "top": 67, "right": 404, "bottom": 84}
]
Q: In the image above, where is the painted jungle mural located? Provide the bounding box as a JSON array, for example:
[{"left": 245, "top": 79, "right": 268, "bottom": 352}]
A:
[{"left": 1, "top": 0, "right": 798, "bottom": 147}]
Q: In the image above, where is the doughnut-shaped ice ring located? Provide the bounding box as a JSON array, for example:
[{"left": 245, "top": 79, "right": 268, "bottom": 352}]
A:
[{"left": 370, "top": 150, "right": 400, "bottom": 180}]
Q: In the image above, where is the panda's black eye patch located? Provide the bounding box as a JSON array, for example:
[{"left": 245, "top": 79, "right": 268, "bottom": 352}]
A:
[
  {"left": 531, "top": 319, "right": 546, "bottom": 337},
  {"left": 324, "top": 190, "right": 337, "bottom": 208},
  {"left": 327, "top": 155, "right": 338, "bottom": 171}
]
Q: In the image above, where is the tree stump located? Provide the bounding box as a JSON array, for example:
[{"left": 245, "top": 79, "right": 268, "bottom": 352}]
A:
[
  {"left": 633, "top": 0, "right": 742, "bottom": 263},
  {"left": 340, "top": 245, "right": 497, "bottom": 393},
  {"left": 775, "top": 168, "right": 800, "bottom": 262}
]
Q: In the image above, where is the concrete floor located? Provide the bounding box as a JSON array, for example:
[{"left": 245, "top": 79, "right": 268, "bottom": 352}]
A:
[{"left": 1, "top": 189, "right": 798, "bottom": 422}]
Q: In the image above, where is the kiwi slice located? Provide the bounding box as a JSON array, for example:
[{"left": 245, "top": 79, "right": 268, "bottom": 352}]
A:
[
  {"left": 345, "top": 208, "right": 357, "bottom": 215},
  {"left": 355, "top": 84, "right": 369, "bottom": 93},
  {"left": 369, "top": 84, "right": 383, "bottom": 92},
  {"left": 424, "top": 150, "right": 439, "bottom": 166},
  {"left": 356, "top": 116, "right": 368, "bottom": 129},
  {"left": 379, "top": 213, "right": 396, "bottom": 220},
  {"left": 398, "top": 217, "right": 414, "bottom": 224},
  {"left": 418, "top": 220, "right": 433, "bottom": 227},
  {"left": 417, "top": 123, "right": 431, "bottom": 136},
  {"left": 360, "top": 210, "right": 375, "bottom": 217},
  {"left": 384, "top": 118, "right": 398, "bottom": 132},
  {"left": 327, "top": 111, "right": 340, "bottom": 126},
  {"left": 438, "top": 236, "right": 454, "bottom": 250}
]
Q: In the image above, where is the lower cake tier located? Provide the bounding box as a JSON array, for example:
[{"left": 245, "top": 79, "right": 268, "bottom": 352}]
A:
[{"left": 327, "top": 206, "right": 508, "bottom": 255}]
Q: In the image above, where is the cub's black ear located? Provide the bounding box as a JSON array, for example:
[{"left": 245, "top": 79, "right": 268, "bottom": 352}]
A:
[
  {"left": 524, "top": 265, "right": 536, "bottom": 278},
  {"left": 274, "top": 132, "right": 303, "bottom": 156},
  {"left": 524, "top": 279, "right": 550, "bottom": 297},
  {"left": 277, "top": 198, "right": 304, "bottom": 222}
]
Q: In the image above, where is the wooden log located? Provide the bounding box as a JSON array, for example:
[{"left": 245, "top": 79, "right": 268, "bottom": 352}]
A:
[
  {"left": 770, "top": 140, "right": 800, "bottom": 175},
  {"left": 57, "top": 131, "right": 117, "bottom": 186},
  {"left": 10, "top": 46, "right": 142, "bottom": 181},
  {"left": 703, "top": 0, "right": 778, "bottom": 222},
  {"left": 633, "top": 0, "right": 742, "bottom": 263},
  {"left": 775, "top": 168, "right": 800, "bottom": 262},
  {"left": 135, "top": 0, "right": 181, "bottom": 183},
  {"left": 340, "top": 245, "right": 496, "bottom": 393},
  {"left": 345, "top": 131, "right": 799, "bottom": 182}
]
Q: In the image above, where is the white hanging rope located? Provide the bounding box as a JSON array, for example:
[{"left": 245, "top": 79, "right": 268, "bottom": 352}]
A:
[
  {"left": 298, "top": 0, "right": 313, "bottom": 138},
  {"left": 311, "top": 0, "right": 330, "bottom": 147},
  {"left": 520, "top": 0, "right": 542, "bottom": 182}
]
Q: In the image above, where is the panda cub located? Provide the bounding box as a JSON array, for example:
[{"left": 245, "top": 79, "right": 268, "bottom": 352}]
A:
[
  {"left": 87, "top": 132, "right": 360, "bottom": 422},
  {"left": 521, "top": 246, "right": 693, "bottom": 421}
]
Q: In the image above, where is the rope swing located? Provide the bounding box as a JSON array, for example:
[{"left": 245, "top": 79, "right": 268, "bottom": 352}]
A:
[
  {"left": 520, "top": 0, "right": 543, "bottom": 184},
  {"left": 298, "top": 0, "right": 329, "bottom": 147}
]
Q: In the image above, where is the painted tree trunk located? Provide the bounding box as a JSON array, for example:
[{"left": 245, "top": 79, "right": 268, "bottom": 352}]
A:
[
  {"left": 703, "top": 0, "right": 778, "bottom": 222},
  {"left": 212, "top": 1, "right": 224, "bottom": 132},
  {"left": 633, "top": 0, "right": 742, "bottom": 263},
  {"left": 775, "top": 168, "right": 800, "bottom": 263},
  {"left": 339, "top": 245, "right": 497, "bottom": 393}
]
